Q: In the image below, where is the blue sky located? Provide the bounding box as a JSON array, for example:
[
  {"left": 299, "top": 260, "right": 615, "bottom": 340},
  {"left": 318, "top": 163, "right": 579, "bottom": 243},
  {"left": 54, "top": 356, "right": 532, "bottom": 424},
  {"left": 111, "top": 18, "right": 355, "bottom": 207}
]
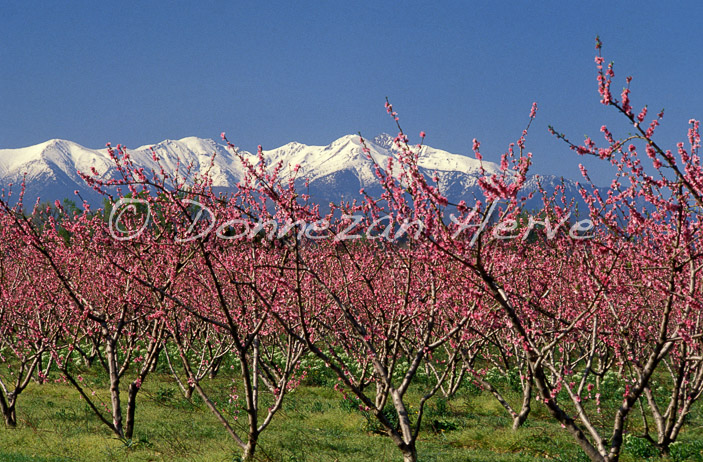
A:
[{"left": 2, "top": 1, "right": 702, "bottom": 184}]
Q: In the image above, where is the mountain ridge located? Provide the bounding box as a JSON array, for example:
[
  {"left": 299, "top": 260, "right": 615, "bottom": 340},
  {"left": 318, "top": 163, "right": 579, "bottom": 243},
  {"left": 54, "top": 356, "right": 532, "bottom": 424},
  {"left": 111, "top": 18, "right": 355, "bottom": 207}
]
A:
[{"left": 0, "top": 135, "right": 589, "bottom": 211}]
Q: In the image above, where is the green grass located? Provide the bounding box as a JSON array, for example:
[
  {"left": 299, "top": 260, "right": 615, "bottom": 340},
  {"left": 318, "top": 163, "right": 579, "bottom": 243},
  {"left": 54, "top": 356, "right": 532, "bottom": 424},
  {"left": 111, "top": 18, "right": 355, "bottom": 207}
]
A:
[{"left": 1, "top": 371, "right": 703, "bottom": 462}]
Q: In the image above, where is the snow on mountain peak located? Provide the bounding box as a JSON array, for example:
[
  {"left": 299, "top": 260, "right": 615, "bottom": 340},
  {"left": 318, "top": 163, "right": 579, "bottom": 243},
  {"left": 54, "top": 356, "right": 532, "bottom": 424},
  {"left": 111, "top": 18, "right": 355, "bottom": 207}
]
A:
[{"left": 0, "top": 134, "right": 584, "bottom": 212}]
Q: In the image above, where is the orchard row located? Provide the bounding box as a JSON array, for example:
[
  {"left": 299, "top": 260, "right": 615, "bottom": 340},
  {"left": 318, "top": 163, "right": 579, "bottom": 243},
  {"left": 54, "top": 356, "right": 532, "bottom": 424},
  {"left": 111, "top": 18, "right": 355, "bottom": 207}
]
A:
[{"left": 1, "top": 41, "right": 703, "bottom": 462}]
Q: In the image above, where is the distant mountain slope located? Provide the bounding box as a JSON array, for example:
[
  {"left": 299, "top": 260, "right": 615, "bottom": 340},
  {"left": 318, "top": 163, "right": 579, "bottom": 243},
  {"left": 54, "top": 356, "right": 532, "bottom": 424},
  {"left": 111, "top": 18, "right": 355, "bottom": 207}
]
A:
[{"left": 0, "top": 135, "right": 590, "bottom": 212}]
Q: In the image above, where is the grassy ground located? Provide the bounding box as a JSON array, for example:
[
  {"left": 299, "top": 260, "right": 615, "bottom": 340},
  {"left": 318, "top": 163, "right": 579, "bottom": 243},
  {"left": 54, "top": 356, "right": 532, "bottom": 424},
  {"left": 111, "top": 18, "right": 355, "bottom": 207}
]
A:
[{"left": 1, "top": 370, "right": 703, "bottom": 462}]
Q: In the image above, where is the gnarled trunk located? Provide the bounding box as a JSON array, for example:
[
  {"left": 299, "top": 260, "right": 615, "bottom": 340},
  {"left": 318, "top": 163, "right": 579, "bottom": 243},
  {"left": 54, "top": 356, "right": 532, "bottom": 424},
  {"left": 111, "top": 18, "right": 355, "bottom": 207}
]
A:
[
  {"left": 0, "top": 398, "right": 16, "bottom": 427},
  {"left": 105, "top": 338, "right": 124, "bottom": 438},
  {"left": 512, "top": 378, "right": 532, "bottom": 430},
  {"left": 401, "top": 444, "right": 417, "bottom": 462},
  {"left": 125, "top": 382, "right": 139, "bottom": 440},
  {"left": 242, "top": 435, "right": 258, "bottom": 462}
]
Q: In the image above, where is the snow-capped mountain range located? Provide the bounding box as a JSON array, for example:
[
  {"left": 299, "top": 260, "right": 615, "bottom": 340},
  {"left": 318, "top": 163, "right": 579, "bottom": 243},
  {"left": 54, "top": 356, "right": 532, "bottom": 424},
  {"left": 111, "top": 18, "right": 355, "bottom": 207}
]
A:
[{"left": 0, "top": 134, "right": 588, "bottom": 211}]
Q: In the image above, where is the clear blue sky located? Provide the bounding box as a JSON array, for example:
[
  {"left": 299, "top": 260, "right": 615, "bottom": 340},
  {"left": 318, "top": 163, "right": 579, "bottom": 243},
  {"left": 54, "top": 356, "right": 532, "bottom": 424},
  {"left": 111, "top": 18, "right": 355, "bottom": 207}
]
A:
[{"left": 2, "top": 1, "right": 702, "bottom": 184}]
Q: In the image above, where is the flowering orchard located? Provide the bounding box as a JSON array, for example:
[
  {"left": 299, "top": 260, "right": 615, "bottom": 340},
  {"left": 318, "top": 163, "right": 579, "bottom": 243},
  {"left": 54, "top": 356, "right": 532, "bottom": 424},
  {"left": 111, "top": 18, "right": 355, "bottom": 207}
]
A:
[{"left": 1, "top": 41, "right": 703, "bottom": 462}]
